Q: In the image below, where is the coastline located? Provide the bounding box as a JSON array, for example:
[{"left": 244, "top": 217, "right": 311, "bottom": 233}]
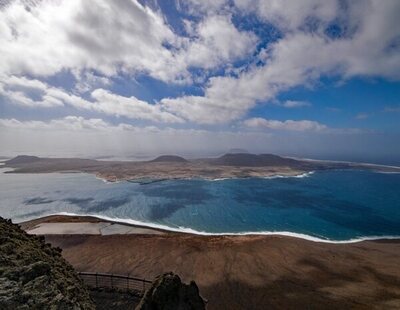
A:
[
  {"left": 3, "top": 168, "right": 399, "bottom": 243},
  {"left": 19, "top": 213, "right": 400, "bottom": 244},
  {"left": 19, "top": 214, "right": 400, "bottom": 309},
  {"left": 1, "top": 162, "right": 315, "bottom": 182},
  {"left": 7, "top": 168, "right": 310, "bottom": 183},
  {"left": 4, "top": 154, "right": 400, "bottom": 183}
]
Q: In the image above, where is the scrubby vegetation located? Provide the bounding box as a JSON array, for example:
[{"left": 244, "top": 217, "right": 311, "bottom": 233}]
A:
[{"left": 0, "top": 217, "right": 95, "bottom": 309}]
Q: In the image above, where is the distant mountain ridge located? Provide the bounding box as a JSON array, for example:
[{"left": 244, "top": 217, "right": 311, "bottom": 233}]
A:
[
  {"left": 150, "top": 155, "right": 188, "bottom": 163},
  {"left": 227, "top": 148, "right": 249, "bottom": 154},
  {"left": 3, "top": 153, "right": 310, "bottom": 168},
  {"left": 209, "top": 153, "right": 302, "bottom": 167},
  {"left": 5, "top": 155, "right": 41, "bottom": 165},
  {"left": 5, "top": 153, "right": 398, "bottom": 182}
]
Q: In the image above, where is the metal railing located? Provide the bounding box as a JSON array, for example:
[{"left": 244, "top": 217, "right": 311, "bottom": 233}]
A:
[{"left": 78, "top": 272, "right": 153, "bottom": 296}]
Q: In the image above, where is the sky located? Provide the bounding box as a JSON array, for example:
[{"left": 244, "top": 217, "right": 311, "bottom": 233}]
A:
[{"left": 0, "top": 0, "right": 400, "bottom": 163}]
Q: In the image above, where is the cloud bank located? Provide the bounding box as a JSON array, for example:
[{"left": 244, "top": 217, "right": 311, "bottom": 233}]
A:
[{"left": 1, "top": 0, "right": 399, "bottom": 161}]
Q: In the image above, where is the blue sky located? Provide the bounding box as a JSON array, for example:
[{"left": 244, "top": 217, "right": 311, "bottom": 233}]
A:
[{"left": 0, "top": 0, "right": 400, "bottom": 163}]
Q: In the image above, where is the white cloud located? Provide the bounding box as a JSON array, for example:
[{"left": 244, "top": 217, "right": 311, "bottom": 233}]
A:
[
  {"left": 0, "top": 116, "right": 124, "bottom": 131},
  {"left": 177, "top": 0, "right": 229, "bottom": 15},
  {"left": 0, "top": 76, "right": 64, "bottom": 107},
  {"left": 234, "top": 0, "right": 338, "bottom": 30},
  {"left": 244, "top": 117, "right": 327, "bottom": 131},
  {"left": 73, "top": 72, "right": 111, "bottom": 94},
  {"left": 90, "top": 89, "right": 183, "bottom": 123},
  {"left": 0, "top": 1, "right": 257, "bottom": 85},
  {"left": 0, "top": 0, "right": 186, "bottom": 82},
  {"left": 160, "top": 95, "right": 250, "bottom": 124},
  {"left": 355, "top": 113, "right": 369, "bottom": 120},
  {"left": 2, "top": 116, "right": 391, "bottom": 161},
  {"left": 0, "top": 76, "right": 183, "bottom": 123},
  {"left": 280, "top": 100, "right": 311, "bottom": 108},
  {"left": 179, "top": 15, "right": 258, "bottom": 70},
  {"left": 0, "top": 116, "right": 267, "bottom": 158},
  {"left": 0, "top": 116, "right": 183, "bottom": 133},
  {"left": 383, "top": 106, "right": 400, "bottom": 112},
  {"left": 1, "top": 0, "right": 399, "bottom": 128},
  {"left": 163, "top": 0, "right": 400, "bottom": 124},
  {"left": 0, "top": 116, "right": 200, "bottom": 134}
]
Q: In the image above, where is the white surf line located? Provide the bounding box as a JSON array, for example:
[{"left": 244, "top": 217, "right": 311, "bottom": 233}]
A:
[
  {"left": 289, "top": 156, "right": 400, "bottom": 170},
  {"left": 263, "top": 171, "right": 315, "bottom": 179},
  {"left": 95, "top": 172, "right": 316, "bottom": 183},
  {"left": 44, "top": 212, "right": 400, "bottom": 244},
  {"left": 94, "top": 175, "right": 121, "bottom": 184},
  {"left": 207, "top": 171, "right": 315, "bottom": 181}
]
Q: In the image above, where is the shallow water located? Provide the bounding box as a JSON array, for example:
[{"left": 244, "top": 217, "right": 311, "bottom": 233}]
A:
[{"left": 0, "top": 169, "right": 399, "bottom": 241}]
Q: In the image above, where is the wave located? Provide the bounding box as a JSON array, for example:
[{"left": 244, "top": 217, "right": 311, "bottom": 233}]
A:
[
  {"left": 290, "top": 156, "right": 400, "bottom": 169},
  {"left": 374, "top": 171, "right": 400, "bottom": 174},
  {"left": 262, "top": 171, "right": 315, "bottom": 179},
  {"left": 208, "top": 171, "right": 315, "bottom": 181},
  {"left": 45, "top": 212, "right": 400, "bottom": 244},
  {"left": 95, "top": 175, "right": 121, "bottom": 184}
]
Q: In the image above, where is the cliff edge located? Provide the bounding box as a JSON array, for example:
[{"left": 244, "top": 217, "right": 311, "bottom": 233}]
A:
[{"left": 0, "top": 217, "right": 95, "bottom": 309}]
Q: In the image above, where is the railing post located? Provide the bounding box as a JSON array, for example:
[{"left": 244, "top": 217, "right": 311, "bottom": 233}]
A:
[{"left": 78, "top": 272, "right": 151, "bottom": 295}]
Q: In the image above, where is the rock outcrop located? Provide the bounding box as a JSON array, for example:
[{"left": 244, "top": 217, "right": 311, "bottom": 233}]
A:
[
  {"left": 0, "top": 217, "right": 95, "bottom": 309},
  {"left": 150, "top": 155, "right": 188, "bottom": 163},
  {"left": 136, "top": 272, "right": 205, "bottom": 310},
  {"left": 209, "top": 153, "right": 303, "bottom": 167},
  {"left": 5, "top": 155, "right": 41, "bottom": 165}
]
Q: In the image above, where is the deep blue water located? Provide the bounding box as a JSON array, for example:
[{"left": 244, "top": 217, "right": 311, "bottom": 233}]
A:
[{"left": 0, "top": 168, "right": 399, "bottom": 241}]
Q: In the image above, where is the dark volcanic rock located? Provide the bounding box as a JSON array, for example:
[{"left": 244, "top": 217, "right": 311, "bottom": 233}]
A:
[
  {"left": 210, "top": 153, "right": 302, "bottom": 167},
  {"left": 0, "top": 217, "right": 95, "bottom": 309},
  {"left": 5, "top": 155, "right": 41, "bottom": 165},
  {"left": 136, "top": 272, "right": 205, "bottom": 310},
  {"left": 150, "top": 155, "right": 188, "bottom": 163}
]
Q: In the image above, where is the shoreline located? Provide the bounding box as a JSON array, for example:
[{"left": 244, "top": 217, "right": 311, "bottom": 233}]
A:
[
  {"left": 1, "top": 164, "right": 315, "bottom": 183},
  {"left": 3, "top": 164, "right": 399, "bottom": 184},
  {"left": 36, "top": 218, "right": 400, "bottom": 309},
  {"left": 19, "top": 213, "right": 400, "bottom": 244},
  {"left": 4, "top": 154, "right": 400, "bottom": 183},
  {"left": 4, "top": 167, "right": 311, "bottom": 183}
]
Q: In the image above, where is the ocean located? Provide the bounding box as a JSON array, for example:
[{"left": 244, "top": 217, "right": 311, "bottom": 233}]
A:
[{"left": 0, "top": 168, "right": 399, "bottom": 242}]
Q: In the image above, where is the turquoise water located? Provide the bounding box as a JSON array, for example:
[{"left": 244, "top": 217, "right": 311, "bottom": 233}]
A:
[{"left": 0, "top": 168, "right": 399, "bottom": 241}]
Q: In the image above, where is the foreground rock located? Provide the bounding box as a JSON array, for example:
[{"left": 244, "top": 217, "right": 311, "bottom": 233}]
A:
[
  {"left": 0, "top": 217, "right": 95, "bottom": 309},
  {"left": 136, "top": 272, "right": 205, "bottom": 310}
]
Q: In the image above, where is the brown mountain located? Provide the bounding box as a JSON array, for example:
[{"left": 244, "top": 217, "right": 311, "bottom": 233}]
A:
[
  {"left": 150, "top": 155, "right": 188, "bottom": 163},
  {"left": 208, "top": 153, "right": 303, "bottom": 167},
  {"left": 5, "top": 155, "right": 41, "bottom": 165}
]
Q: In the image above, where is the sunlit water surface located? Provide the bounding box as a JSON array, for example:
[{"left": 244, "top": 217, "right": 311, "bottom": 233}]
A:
[{"left": 1, "top": 168, "right": 399, "bottom": 241}]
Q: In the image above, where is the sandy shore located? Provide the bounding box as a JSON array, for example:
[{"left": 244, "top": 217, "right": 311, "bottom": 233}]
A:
[{"left": 21, "top": 215, "right": 400, "bottom": 309}]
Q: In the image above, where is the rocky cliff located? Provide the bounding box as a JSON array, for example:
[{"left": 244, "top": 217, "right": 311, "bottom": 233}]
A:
[
  {"left": 136, "top": 272, "right": 205, "bottom": 310},
  {"left": 0, "top": 217, "right": 95, "bottom": 309}
]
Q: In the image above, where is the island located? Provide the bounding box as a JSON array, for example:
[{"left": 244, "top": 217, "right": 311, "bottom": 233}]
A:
[{"left": 4, "top": 153, "right": 400, "bottom": 182}]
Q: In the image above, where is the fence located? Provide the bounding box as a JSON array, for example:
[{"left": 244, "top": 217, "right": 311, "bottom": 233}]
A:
[{"left": 78, "top": 272, "right": 153, "bottom": 296}]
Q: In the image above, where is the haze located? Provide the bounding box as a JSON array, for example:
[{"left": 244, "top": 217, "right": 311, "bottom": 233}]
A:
[{"left": 1, "top": 0, "right": 400, "bottom": 165}]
